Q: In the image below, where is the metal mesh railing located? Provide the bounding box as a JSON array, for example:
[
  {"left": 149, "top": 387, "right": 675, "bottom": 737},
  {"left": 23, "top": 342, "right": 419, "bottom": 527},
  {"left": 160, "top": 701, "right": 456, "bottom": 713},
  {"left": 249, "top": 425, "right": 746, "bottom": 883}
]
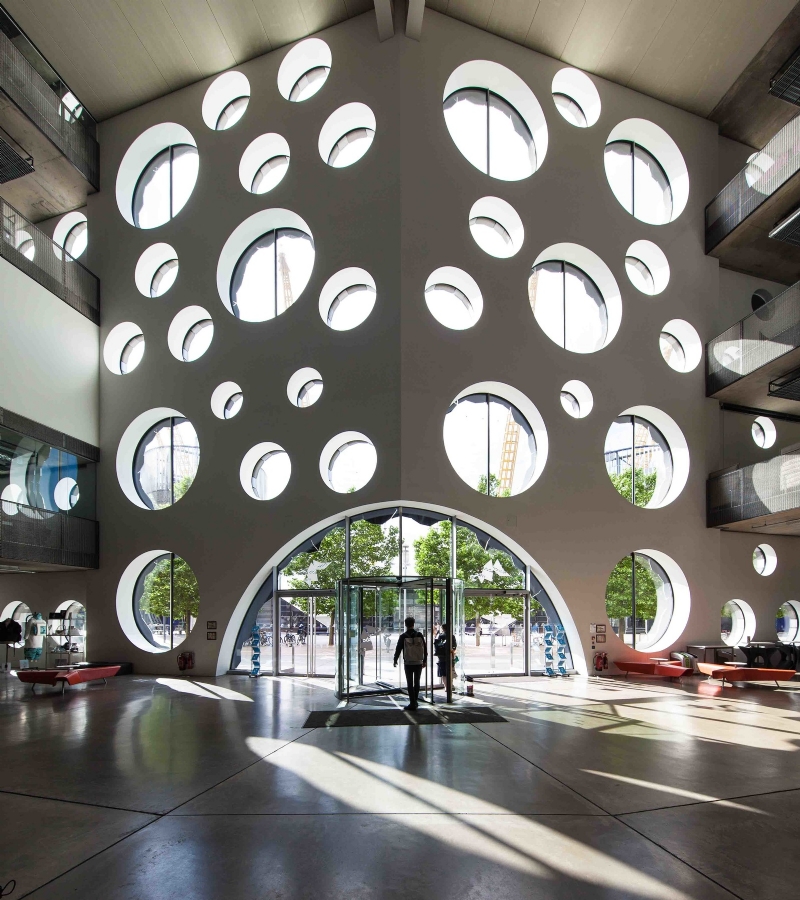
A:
[
  {"left": 706, "top": 279, "right": 800, "bottom": 395},
  {"left": 0, "top": 502, "right": 98, "bottom": 568},
  {"left": 0, "top": 28, "right": 98, "bottom": 188},
  {"left": 707, "top": 452, "right": 800, "bottom": 527},
  {"left": 705, "top": 114, "right": 800, "bottom": 252},
  {"left": 0, "top": 198, "right": 99, "bottom": 323}
]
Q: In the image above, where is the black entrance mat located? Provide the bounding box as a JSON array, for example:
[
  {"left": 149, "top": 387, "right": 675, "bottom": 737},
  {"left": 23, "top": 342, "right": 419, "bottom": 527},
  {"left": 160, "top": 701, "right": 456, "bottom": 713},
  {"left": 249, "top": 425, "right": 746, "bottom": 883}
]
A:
[{"left": 303, "top": 707, "right": 507, "bottom": 728}]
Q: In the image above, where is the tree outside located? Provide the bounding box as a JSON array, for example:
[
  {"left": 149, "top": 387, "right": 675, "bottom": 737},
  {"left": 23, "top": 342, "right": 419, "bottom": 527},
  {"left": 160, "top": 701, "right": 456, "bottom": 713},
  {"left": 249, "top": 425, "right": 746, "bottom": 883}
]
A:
[
  {"left": 139, "top": 555, "right": 200, "bottom": 641},
  {"left": 477, "top": 474, "right": 510, "bottom": 498},
  {"left": 604, "top": 554, "right": 657, "bottom": 644},
  {"left": 608, "top": 467, "right": 657, "bottom": 507}
]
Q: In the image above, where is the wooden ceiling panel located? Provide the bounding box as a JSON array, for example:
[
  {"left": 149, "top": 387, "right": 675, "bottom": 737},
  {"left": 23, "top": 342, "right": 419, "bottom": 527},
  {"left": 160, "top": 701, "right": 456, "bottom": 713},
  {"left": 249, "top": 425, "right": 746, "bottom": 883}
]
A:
[
  {"left": 207, "top": 0, "right": 271, "bottom": 62},
  {"left": 524, "top": 0, "right": 585, "bottom": 60}
]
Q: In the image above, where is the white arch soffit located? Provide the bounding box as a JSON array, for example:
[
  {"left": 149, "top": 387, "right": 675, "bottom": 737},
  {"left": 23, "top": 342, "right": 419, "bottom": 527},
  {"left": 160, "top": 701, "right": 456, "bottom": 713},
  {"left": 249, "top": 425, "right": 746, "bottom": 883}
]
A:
[
  {"left": 277, "top": 38, "right": 332, "bottom": 101},
  {"left": 443, "top": 60, "right": 548, "bottom": 170},
  {"left": 239, "top": 133, "right": 290, "bottom": 191},
  {"left": 606, "top": 118, "right": 689, "bottom": 221},
  {"left": 216, "top": 499, "right": 585, "bottom": 676},
  {"left": 468, "top": 196, "right": 524, "bottom": 257},
  {"left": 116, "top": 407, "right": 184, "bottom": 509},
  {"left": 533, "top": 242, "right": 622, "bottom": 348},
  {"left": 318, "top": 267, "right": 376, "bottom": 325},
  {"left": 425, "top": 266, "right": 483, "bottom": 325},
  {"left": 104, "top": 322, "right": 143, "bottom": 375},
  {"left": 633, "top": 548, "right": 690, "bottom": 653},
  {"left": 318, "top": 103, "right": 376, "bottom": 164},
  {"left": 168, "top": 306, "right": 212, "bottom": 361},
  {"left": 240, "top": 442, "right": 288, "bottom": 499},
  {"left": 620, "top": 404, "right": 689, "bottom": 508},
  {"left": 662, "top": 318, "right": 702, "bottom": 373},
  {"left": 117, "top": 549, "right": 172, "bottom": 652},
  {"left": 287, "top": 367, "right": 322, "bottom": 405},
  {"left": 211, "top": 381, "right": 242, "bottom": 419},
  {"left": 52, "top": 210, "right": 87, "bottom": 261},
  {"left": 202, "top": 71, "right": 250, "bottom": 129},
  {"left": 551, "top": 67, "right": 601, "bottom": 127},
  {"left": 116, "top": 123, "right": 197, "bottom": 226},
  {"left": 217, "top": 208, "right": 313, "bottom": 315},
  {"left": 135, "top": 243, "right": 178, "bottom": 297}
]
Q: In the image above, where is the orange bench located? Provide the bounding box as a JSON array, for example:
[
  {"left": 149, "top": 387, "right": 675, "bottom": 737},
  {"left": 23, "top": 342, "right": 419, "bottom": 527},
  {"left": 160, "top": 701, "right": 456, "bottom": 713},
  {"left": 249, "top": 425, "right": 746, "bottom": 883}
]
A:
[
  {"left": 16, "top": 666, "right": 120, "bottom": 695},
  {"left": 697, "top": 662, "right": 796, "bottom": 686},
  {"left": 616, "top": 661, "right": 691, "bottom": 679}
]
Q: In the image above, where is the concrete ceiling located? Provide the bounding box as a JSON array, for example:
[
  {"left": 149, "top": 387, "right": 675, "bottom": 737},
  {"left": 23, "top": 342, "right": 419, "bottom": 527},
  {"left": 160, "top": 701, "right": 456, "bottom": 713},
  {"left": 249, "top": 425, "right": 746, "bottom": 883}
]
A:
[{"left": 1, "top": 0, "right": 799, "bottom": 138}]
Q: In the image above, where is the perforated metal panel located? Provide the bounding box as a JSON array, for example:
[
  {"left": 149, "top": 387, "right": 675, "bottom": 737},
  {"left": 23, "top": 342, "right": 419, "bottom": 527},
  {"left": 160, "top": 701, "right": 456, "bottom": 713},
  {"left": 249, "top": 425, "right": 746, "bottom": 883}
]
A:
[
  {"left": 707, "top": 452, "right": 800, "bottom": 527},
  {"left": 0, "top": 135, "right": 33, "bottom": 183},
  {"left": 0, "top": 503, "right": 98, "bottom": 568},
  {"left": 770, "top": 48, "right": 800, "bottom": 105},
  {"left": 769, "top": 368, "right": 800, "bottom": 401}
]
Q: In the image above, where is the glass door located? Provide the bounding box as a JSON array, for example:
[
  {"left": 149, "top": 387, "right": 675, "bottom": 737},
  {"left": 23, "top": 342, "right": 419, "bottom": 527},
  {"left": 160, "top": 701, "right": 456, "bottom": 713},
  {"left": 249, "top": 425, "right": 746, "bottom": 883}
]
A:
[
  {"left": 277, "top": 593, "right": 336, "bottom": 676},
  {"left": 462, "top": 590, "right": 528, "bottom": 677}
]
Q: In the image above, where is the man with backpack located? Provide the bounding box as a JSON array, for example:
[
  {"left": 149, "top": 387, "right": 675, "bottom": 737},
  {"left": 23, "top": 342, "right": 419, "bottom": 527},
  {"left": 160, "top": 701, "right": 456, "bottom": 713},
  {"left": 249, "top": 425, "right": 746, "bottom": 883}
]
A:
[{"left": 393, "top": 616, "right": 427, "bottom": 710}]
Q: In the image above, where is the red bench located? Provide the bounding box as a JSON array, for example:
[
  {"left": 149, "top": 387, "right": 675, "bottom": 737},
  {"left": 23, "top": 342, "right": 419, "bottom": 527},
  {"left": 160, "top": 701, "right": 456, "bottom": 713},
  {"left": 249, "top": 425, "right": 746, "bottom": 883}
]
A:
[
  {"left": 697, "top": 662, "right": 796, "bottom": 687},
  {"left": 16, "top": 666, "right": 120, "bottom": 695},
  {"left": 616, "top": 661, "right": 691, "bottom": 679}
]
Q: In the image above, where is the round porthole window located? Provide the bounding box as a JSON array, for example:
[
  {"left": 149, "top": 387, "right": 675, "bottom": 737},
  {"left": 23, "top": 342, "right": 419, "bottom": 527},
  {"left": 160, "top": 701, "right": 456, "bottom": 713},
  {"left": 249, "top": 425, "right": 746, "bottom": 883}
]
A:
[
  {"left": 753, "top": 543, "right": 777, "bottom": 576},
  {"left": 424, "top": 267, "right": 482, "bottom": 330},
  {"left": 53, "top": 477, "right": 79, "bottom": 510},
  {"left": 104, "top": 322, "right": 145, "bottom": 375},
  {"left": 135, "top": 243, "right": 179, "bottom": 298},
  {"left": 277, "top": 38, "right": 332, "bottom": 102},
  {"left": 211, "top": 382, "right": 244, "bottom": 420},
  {"left": 202, "top": 71, "right": 250, "bottom": 131},
  {"left": 320, "top": 432, "right": 377, "bottom": 493},
  {"left": 721, "top": 599, "right": 755, "bottom": 646},
  {"left": 777, "top": 601, "right": 800, "bottom": 641},
  {"left": 659, "top": 319, "right": 702, "bottom": 373},
  {"left": 468, "top": 197, "right": 524, "bottom": 258},
  {"left": 551, "top": 68, "right": 601, "bottom": 128},
  {"left": 15, "top": 230, "right": 35, "bottom": 260},
  {"left": 53, "top": 211, "right": 88, "bottom": 260},
  {"left": 752, "top": 416, "right": 776, "bottom": 449},
  {"left": 239, "top": 133, "right": 290, "bottom": 195},
  {"left": 606, "top": 552, "right": 673, "bottom": 650},
  {"left": 287, "top": 368, "right": 323, "bottom": 408},
  {"left": 319, "top": 268, "right": 377, "bottom": 331},
  {"left": 318, "top": 103, "right": 376, "bottom": 168},
  {"left": 168, "top": 307, "right": 213, "bottom": 362},
  {"left": 624, "top": 240, "right": 669, "bottom": 295},
  {"left": 443, "top": 60, "right": 547, "bottom": 180},
  {"left": 560, "top": 380, "right": 593, "bottom": 419},
  {"left": 240, "top": 443, "right": 291, "bottom": 500}
]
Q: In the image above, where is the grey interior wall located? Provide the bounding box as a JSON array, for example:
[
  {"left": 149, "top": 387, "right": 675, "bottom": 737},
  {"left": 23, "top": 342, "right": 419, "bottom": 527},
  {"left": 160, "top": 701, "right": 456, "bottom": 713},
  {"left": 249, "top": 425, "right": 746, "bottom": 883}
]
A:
[
  {"left": 717, "top": 266, "right": 789, "bottom": 333},
  {"left": 80, "top": 9, "right": 799, "bottom": 676},
  {"left": 716, "top": 135, "right": 756, "bottom": 196}
]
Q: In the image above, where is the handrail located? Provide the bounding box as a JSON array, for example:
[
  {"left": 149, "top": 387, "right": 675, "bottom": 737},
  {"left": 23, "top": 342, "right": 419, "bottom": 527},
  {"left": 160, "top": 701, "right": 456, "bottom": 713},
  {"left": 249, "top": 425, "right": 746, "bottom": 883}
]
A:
[
  {"left": 0, "top": 501, "right": 98, "bottom": 568},
  {"left": 0, "top": 197, "right": 99, "bottom": 324},
  {"left": 706, "top": 279, "right": 800, "bottom": 395},
  {"left": 707, "top": 451, "right": 800, "bottom": 527}
]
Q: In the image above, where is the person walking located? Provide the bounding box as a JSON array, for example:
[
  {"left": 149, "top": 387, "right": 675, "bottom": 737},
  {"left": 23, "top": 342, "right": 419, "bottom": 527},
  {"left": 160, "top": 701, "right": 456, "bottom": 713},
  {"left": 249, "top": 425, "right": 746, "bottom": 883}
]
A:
[
  {"left": 434, "top": 620, "right": 457, "bottom": 684},
  {"left": 393, "top": 616, "right": 427, "bottom": 710}
]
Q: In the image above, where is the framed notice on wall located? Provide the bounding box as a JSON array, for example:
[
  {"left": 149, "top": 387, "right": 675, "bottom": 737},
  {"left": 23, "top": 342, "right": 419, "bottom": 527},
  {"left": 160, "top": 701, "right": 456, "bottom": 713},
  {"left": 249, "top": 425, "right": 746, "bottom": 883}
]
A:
[
  {"left": 207, "top": 631, "right": 217, "bottom": 641},
  {"left": 595, "top": 624, "right": 606, "bottom": 634},
  {"left": 206, "top": 620, "right": 217, "bottom": 630}
]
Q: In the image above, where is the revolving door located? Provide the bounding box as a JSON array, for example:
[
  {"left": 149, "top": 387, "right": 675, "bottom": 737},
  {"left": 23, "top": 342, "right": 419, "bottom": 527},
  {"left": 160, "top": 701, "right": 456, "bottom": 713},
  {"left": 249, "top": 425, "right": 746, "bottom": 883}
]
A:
[{"left": 335, "top": 576, "right": 464, "bottom": 703}]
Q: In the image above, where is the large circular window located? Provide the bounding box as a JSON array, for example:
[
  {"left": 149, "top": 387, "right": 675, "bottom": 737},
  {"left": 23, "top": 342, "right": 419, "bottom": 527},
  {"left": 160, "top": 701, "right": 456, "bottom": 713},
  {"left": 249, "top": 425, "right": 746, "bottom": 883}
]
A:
[
  {"left": 424, "top": 267, "right": 482, "bottom": 330},
  {"left": 753, "top": 543, "right": 777, "bottom": 576},
  {"left": 116, "top": 124, "right": 199, "bottom": 229},
  {"left": 604, "top": 407, "right": 688, "bottom": 508},
  {"left": 319, "top": 103, "right": 376, "bottom": 168},
  {"left": 217, "top": 210, "right": 314, "bottom": 322},
  {"left": 104, "top": 322, "right": 145, "bottom": 375},
  {"left": 721, "top": 599, "right": 755, "bottom": 646},
  {"left": 135, "top": 243, "right": 179, "bottom": 298},
  {"left": 278, "top": 38, "right": 331, "bottom": 102},
  {"left": 529, "top": 244, "right": 621, "bottom": 353},
  {"left": 443, "top": 382, "right": 547, "bottom": 497},
  {"left": 239, "top": 133, "right": 290, "bottom": 195},
  {"left": 320, "top": 432, "right": 377, "bottom": 493},
  {"left": 468, "top": 197, "right": 523, "bottom": 258},
  {"left": 319, "top": 268, "right": 376, "bottom": 331},
  {"left": 604, "top": 119, "right": 688, "bottom": 224},
  {"left": 605, "top": 552, "right": 674, "bottom": 651},
  {"left": 202, "top": 71, "right": 250, "bottom": 131},
  {"left": 551, "top": 68, "right": 601, "bottom": 128},
  {"left": 443, "top": 60, "right": 547, "bottom": 180},
  {"left": 777, "top": 601, "right": 800, "bottom": 641},
  {"left": 240, "top": 443, "right": 291, "bottom": 501}
]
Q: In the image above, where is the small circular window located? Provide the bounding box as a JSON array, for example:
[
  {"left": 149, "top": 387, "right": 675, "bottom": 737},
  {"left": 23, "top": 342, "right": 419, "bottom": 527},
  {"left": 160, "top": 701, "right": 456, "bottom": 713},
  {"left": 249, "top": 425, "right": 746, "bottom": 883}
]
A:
[
  {"left": 202, "top": 71, "right": 250, "bottom": 131},
  {"left": 753, "top": 543, "right": 777, "bottom": 576},
  {"left": 752, "top": 416, "right": 776, "bottom": 449},
  {"left": 168, "top": 307, "right": 213, "bottom": 362},
  {"left": 751, "top": 288, "right": 772, "bottom": 313},
  {"left": 132, "top": 416, "right": 199, "bottom": 509},
  {"left": 53, "top": 211, "right": 88, "bottom": 260},
  {"left": 659, "top": 319, "right": 702, "bottom": 373},
  {"left": 605, "top": 552, "right": 674, "bottom": 650},
  {"left": 241, "top": 443, "right": 291, "bottom": 500},
  {"left": 211, "top": 382, "right": 243, "bottom": 420},
  {"left": 104, "top": 322, "right": 145, "bottom": 375},
  {"left": 239, "top": 134, "right": 290, "bottom": 195},
  {"left": 777, "top": 601, "right": 800, "bottom": 641},
  {"left": 424, "top": 267, "right": 482, "bottom": 330},
  {"left": 135, "top": 243, "right": 179, "bottom": 298},
  {"left": 278, "top": 38, "right": 331, "bottom": 102},
  {"left": 133, "top": 552, "right": 199, "bottom": 651},
  {"left": 624, "top": 240, "right": 669, "bottom": 295},
  {"left": 560, "top": 380, "right": 593, "bottom": 419},
  {"left": 54, "top": 477, "right": 79, "bottom": 510},
  {"left": 319, "top": 268, "right": 376, "bottom": 331},
  {"left": 320, "top": 432, "right": 377, "bottom": 493},
  {"left": 287, "top": 368, "right": 323, "bottom": 408},
  {"left": 551, "top": 68, "right": 601, "bottom": 128},
  {"left": 468, "top": 197, "right": 524, "bottom": 258},
  {"left": 721, "top": 599, "right": 755, "bottom": 646},
  {"left": 319, "top": 103, "right": 376, "bottom": 168},
  {"left": 15, "top": 230, "right": 35, "bottom": 260}
]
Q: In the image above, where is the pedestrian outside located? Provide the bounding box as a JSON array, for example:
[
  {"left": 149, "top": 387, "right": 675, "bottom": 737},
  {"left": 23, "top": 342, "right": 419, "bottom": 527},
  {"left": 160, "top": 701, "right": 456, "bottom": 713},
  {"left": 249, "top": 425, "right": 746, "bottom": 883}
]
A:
[{"left": 393, "top": 616, "right": 427, "bottom": 710}]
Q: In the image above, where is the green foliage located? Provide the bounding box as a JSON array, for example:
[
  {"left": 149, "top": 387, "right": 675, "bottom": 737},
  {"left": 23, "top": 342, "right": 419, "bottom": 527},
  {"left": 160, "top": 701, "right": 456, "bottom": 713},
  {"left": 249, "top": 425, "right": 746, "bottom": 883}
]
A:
[
  {"left": 477, "top": 473, "right": 510, "bottom": 497},
  {"left": 173, "top": 475, "right": 194, "bottom": 503},
  {"left": 139, "top": 555, "right": 199, "bottom": 624},
  {"left": 609, "top": 467, "right": 657, "bottom": 507},
  {"left": 604, "top": 555, "right": 657, "bottom": 621}
]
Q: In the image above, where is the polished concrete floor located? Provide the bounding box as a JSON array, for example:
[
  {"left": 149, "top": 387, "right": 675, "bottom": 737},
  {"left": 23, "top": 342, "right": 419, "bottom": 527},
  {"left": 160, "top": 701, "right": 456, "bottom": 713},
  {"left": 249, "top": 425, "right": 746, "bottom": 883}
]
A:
[{"left": 2, "top": 672, "right": 799, "bottom": 899}]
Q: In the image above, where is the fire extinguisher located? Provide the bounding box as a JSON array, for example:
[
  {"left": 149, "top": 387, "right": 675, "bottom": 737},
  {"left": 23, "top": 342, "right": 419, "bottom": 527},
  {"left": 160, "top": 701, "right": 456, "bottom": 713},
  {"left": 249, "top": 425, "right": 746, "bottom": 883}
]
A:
[
  {"left": 177, "top": 651, "right": 195, "bottom": 671},
  {"left": 593, "top": 651, "right": 608, "bottom": 673}
]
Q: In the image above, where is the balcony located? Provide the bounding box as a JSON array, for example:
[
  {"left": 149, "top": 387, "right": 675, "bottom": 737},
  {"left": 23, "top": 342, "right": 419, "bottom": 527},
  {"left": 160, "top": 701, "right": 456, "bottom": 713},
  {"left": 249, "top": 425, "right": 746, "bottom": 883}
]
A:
[
  {"left": 1, "top": 196, "right": 99, "bottom": 323},
  {"left": 705, "top": 115, "right": 800, "bottom": 282},
  {"left": 707, "top": 450, "right": 800, "bottom": 535},
  {"left": 0, "top": 502, "right": 98, "bottom": 569},
  {"left": 706, "top": 280, "right": 800, "bottom": 414}
]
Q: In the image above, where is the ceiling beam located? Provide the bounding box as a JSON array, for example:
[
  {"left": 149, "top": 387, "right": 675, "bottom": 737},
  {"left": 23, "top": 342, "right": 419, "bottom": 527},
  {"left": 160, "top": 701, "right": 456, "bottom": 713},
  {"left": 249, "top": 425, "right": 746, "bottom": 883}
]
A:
[
  {"left": 374, "top": 0, "right": 394, "bottom": 42},
  {"left": 406, "top": 0, "right": 424, "bottom": 41}
]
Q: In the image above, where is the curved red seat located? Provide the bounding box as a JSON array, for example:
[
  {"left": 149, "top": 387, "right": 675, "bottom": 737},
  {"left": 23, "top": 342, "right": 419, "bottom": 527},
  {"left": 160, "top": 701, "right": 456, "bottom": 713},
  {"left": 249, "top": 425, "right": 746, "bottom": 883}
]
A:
[
  {"left": 697, "top": 663, "right": 796, "bottom": 686},
  {"left": 16, "top": 666, "right": 120, "bottom": 694},
  {"left": 616, "top": 661, "right": 691, "bottom": 678}
]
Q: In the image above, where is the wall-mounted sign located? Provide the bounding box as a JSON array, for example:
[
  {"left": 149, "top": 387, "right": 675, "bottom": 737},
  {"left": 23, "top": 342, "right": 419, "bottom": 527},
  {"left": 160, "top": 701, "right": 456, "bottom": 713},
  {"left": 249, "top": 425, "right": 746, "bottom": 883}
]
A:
[
  {"left": 206, "top": 620, "right": 217, "bottom": 630},
  {"left": 207, "top": 631, "right": 217, "bottom": 641}
]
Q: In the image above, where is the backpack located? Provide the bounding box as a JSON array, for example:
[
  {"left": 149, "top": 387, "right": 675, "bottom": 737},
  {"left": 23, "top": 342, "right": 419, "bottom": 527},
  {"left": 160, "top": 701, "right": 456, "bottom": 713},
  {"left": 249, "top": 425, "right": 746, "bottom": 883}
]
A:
[{"left": 403, "top": 631, "right": 425, "bottom": 664}]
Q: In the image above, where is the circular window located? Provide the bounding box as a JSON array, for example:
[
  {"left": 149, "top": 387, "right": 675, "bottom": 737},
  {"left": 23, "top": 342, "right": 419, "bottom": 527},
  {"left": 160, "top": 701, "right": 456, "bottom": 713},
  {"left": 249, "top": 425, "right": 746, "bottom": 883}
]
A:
[
  {"left": 320, "top": 432, "right": 377, "bottom": 493},
  {"left": 721, "top": 599, "right": 755, "bottom": 646},
  {"left": 53, "top": 477, "right": 79, "bottom": 510},
  {"left": 745, "top": 151, "right": 774, "bottom": 191},
  {"left": 604, "top": 119, "right": 688, "bottom": 224},
  {"left": 53, "top": 211, "right": 88, "bottom": 260},
  {"left": 287, "top": 367, "right": 323, "bottom": 408},
  {"left": 604, "top": 406, "right": 688, "bottom": 508},
  {"left": 239, "top": 133, "right": 290, "bottom": 195},
  {"left": 168, "top": 306, "right": 213, "bottom": 362},
  {"left": 135, "top": 243, "right": 179, "bottom": 298},
  {"left": 211, "top": 381, "right": 243, "bottom": 420},
  {"left": 217, "top": 210, "right": 314, "bottom": 322},
  {"left": 560, "top": 380, "right": 593, "bottom": 418},
  {"left": 104, "top": 322, "right": 145, "bottom": 375},
  {"left": 277, "top": 38, "right": 331, "bottom": 102},
  {"left": 116, "top": 124, "right": 199, "bottom": 229},
  {"left": 15, "top": 230, "right": 35, "bottom": 260},
  {"left": 443, "top": 382, "right": 547, "bottom": 497},
  {"left": 0, "top": 601, "right": 31, "bottom": 648},
  {"left": 752, "top": 416, "right": 776, "bottom": 449},
  {"left": 128, "top": 552, "right": 199, "bottom": 651},
  {"left": 424, "top": 267, "right": 483, "bottom": 330},
  {"left": 1, "top": 483, "right": 24, "bottom": 514},
  {"left": 468, "top": 197, "right": 524, "bottom": 258},
  {"left": 202, "top": 71, "right": 250, "bottom": 131},
  {"left": 624, "top": 240, "right": 669, "bottom": 295},
  {"left": 319, "top": 103, "right": 376, "bottom": 168},
  {"left": 319, "top": 268, "right": 376, "bottom": 331},
  {"left": 777, "top": 601, "right": 800, "bottom": 641},
  {"left": 529, "top": 244, "right": 621, "bottom": 353},
  {"left": 240, "top": 443, "right": 291, "bottom": 500},
  {"left": 443, "top": 60, "right": 547, "bottom": 180},
  {"left": 131, "top": 416, "right": 199, "bottom": 509},
  {"left": 751, "top": 288, "right": 772, "bottom": 312},
  {"left": 659, "top": 319, "right": 702, "bottom": 373},
  {"left": 551, "top": 68, "right": 601, "bottom": 128},
  {"left": 753, "top": 543, "right": 777, "bottom": 576}
]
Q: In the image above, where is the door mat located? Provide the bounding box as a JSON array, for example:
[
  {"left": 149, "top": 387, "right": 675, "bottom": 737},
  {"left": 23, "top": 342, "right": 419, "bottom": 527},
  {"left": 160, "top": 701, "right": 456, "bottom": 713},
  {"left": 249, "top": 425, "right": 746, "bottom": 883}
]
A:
[{"left": 303, "top": 707, "right": 507, "bottom": 728}]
